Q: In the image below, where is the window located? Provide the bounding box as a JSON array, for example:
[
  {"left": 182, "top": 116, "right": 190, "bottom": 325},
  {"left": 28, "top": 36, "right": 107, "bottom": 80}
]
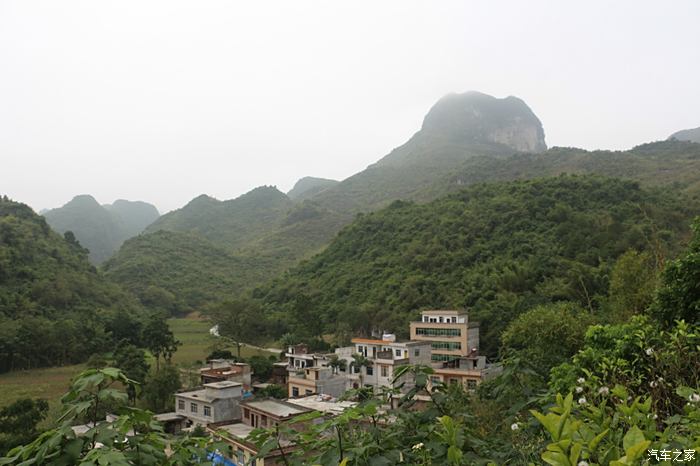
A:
[
  {"left": 395, "top": 349, "right": 401, "bottom": 357},
  {"left": 431, "top": 341, "right": 462, "bottom": 351},
  {"left": 451, "top": 316, "right": 457, "bottom": 323},
  {"left": 431, "top": 354, "right": 460, "bottom": 362},
  {"left": 203, "top": 406, "right": 211, "bottom": 417},
  {"left": 381, "top": 365, "right": 388, "bottom": 377},
  {"left": 190, "top": 403, "right": 198, "bottom": 413},
  {"left": 292, "top": 387, "right": 299, "bottom": 397},
  {"left": 430, "top": 376, "right": 441, "bottom": 384},
  {"left": 178, "top": 399, "right": 185, "bottom": 410},
  {"left": 305, "top": 389, "right": 313, "bottom": 395},
  {"left": 415, "top": 327, "right": 461, "bottom": 337},
  {"left": 353, "top": 366, "right": 360, "bottom": 374},
  {"left": 237, "top": 449, "right": 245, "bottom": 464},
  {"left": 414, "top": 349, "right": 420, "bottom": 357},
  {"left": 366, "top": 366, "right": 373, "bottom": 376},
  {"left": 244, "top": 408, "right": 250, "bottom": 419},
  {"left": 467, "top": 379, "right": 478, "bottom": 389},
  {"left": 439, "top": 316, "right": 444, "bottom": 323},
  {"left": 261, "top": 415, "right": 267, "bottom": 427},
  {"left": 449, "top": 378, "right": 460, "bottom": 385}
]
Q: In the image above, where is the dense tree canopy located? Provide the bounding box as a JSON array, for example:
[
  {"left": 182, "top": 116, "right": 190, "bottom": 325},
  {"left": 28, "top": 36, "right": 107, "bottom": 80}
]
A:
[
  {"left": 0, "top": 197, "right": 146, "bottom": 372},
  {"left": 256, "top": 176, "right": 697, "bottom": 355}
]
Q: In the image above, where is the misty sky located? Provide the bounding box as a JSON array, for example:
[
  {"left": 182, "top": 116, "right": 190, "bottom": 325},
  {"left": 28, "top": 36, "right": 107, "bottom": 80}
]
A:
[{"left": 2, "top": 1, "right": 699, "bottom": 213}]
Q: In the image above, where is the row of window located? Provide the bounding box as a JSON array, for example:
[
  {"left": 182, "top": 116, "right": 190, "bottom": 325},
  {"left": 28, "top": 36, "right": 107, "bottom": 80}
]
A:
[
  {"left": 178, "top": 399, "right": 211, "bottom": 417},
  {"left": 431, "top": 354, "right": 460, "bottom": 362},
  {"left": 422, "top": 316, "right": 459, "bottom": 323},
  {"left": 290, "top": 387, "right": 314, "bottom": 397},
  {"left": 429, "top": 376, "right": 478, "bottom": 388},
  {"left": 415, "top": 327, "right": 462, "bottom": 337},
  {"left": 431, "top": 341, "right": 462, "bottom": 350}
]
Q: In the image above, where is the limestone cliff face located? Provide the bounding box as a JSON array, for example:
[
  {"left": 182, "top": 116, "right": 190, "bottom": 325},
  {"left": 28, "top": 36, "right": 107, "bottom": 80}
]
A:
[{"left": 421, "top": 91, "right": 547, "bottom": 153}]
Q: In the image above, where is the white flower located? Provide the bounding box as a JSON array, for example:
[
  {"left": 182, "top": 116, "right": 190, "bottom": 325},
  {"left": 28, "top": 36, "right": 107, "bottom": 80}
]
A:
[
  {"left": 575, "top": 386, "right": 584, "bottom": 393},
  {"left": 645, "top": 348, "right": 654, "bottom": 356},
  {"left": 657, "top": 377, "right": 664, "bottom": 382},
  {"left": 598, "top": 386, "right": 609, "bottom": 395},
  {"left": 511, "top": 423, "right": 519, "bottom": 431},
  {"left": 577, "top": 377, "right": 585, "bottom": 384},
  {"left": 649, "top": 380, "right": 658, "bottom": 388},
  {"left": 412, "top": 442, "right": 424, "bottom": 451},
  {"left": 577, "top": 461, "right": 590, "bottom": 466},
  {"left": 652, "top": 414, "right": 658, "bottom": 420},
  {"left": 578, "top": 397, "right": 587, "bottom": 405},
  {"left": 690, "top": 393, "right": 700, "bottom": 403}
]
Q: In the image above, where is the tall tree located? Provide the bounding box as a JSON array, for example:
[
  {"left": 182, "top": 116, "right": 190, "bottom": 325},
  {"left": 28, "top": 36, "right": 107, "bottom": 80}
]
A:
[
  {"left": 207, "top": 298, "right": 261, "bottom": 359},
  {"left": 0, "top": 399, "right": 48, "bottom": 455},
  {"left": 142, "top": 315, "right": 180, "bottom": 371}
]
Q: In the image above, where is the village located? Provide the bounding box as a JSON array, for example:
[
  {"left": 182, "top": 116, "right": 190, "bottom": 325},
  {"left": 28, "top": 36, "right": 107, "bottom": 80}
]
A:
[{"left": 151, "top": 310, "right": 500, "bottom": 465}]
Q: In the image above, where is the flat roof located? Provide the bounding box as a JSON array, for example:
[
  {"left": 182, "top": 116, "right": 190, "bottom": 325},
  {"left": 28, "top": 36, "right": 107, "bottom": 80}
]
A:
[
  {"left": 218, "top": 422, "right": 256, "bottom": 440},
  {"left": 420, "top": 309, "right": 467, "bottom": 315},
  {"left": 203, "top": 381, "right": 242, "bottom": 389},
  {"left": 287, "top": 396, "right": 356, "bottom": 415},
  {"left": 242, "top": 400, "right": 309, "bottom": 418},
  {"left": 154, "top": 412, "right": 186, "bottom": 422},
  {"left": 351, "top": 338, "right": 429, "bottom": 347}
]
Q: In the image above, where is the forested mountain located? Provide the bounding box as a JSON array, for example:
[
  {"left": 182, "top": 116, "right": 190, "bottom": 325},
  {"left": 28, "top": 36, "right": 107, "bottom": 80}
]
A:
[
  {"left": 669, "top": 126, "right": 700, "bottom": 143},
  {"left": 104, "top": 93, "right": 700, "bottom": 314},
  {"left": 102, "top": 230, "right": 269, "bottom": 314},
  {"left": 255, "top": 176, "right": 698, "bottom": 356},
  {"left": 0, "top": 197, "right": 144, "bottom": 372},
  {"left": 43, "top": 195, "right": 159, "bottom": 264},
  {"left": 145, "top": 186, "right": 294, "bottom": 251},
  {"left": 287, "top": 176, "right": 339, "bottom": 201}
]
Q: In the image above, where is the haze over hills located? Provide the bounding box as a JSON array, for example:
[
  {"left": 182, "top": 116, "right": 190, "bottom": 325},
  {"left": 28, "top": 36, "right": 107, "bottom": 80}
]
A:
[
  {"left": 103, "top": 92, "right": 700, "bottom": 313},
  {"left": 669, "top": 126, "right": 700, "bottom": 144},
  {"left": 287, "top": 177, "right": 339, "bottom": 201},
  {"left": 43, "top": 195, "right": 159, "bottom": 264}
]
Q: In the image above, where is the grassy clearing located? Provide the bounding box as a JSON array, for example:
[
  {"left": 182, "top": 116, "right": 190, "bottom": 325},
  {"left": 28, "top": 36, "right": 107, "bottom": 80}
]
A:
[
  {"left": 168, "top": 316, "right": 278, "bottom": 366},
  {"left": 0, "top": 316, "right": 277, "bottom": 422},
  {"left": 0, "top": 364, "right": 84, "bottom": 426}
]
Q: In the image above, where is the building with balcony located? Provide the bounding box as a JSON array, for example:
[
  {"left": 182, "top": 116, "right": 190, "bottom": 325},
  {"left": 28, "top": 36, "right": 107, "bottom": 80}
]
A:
[
  {"left": 409, "top": 310, "right": 479, "bottom": 362},
  {"left": 335, "top": 334, "right": 432, "bottom": 392},
  {"left": 287, "top": 366, "right": 347, "bottom": 399}
]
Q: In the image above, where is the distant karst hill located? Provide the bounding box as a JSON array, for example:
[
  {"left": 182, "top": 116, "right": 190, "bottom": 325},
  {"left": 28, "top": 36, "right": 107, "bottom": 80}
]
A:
[
  {"left": 287, "top": 177, "right": 339, "bottom": 201},
  {"left": 43, "top": 195, "right": 159, "bottom": 264},
  {"left": 105, "top": 91, "right": 700, "bottom": 313},
  {"left": 669, "top": 126, "right": 700, "bottom": 144}
]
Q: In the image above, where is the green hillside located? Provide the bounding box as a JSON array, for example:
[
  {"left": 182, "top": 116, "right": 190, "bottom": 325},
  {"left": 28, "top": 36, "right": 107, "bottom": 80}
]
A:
[
  {"left": 43, "top": 195, "right": 159, "bottom": 264},
  {"left": 287, "top": 176, "right": 339, "bottom": 201},
  {"left": 104, "top": 94, "right": 700, "bottom": 315},
  {"left": 102, "top": 230, "right": 269, "bottom": 313},
  {"left": 256, "top": 176, "right": 697, "bottom": 356},
  {"left": 0, "top": 196, "right": 143, "bottom": 372},
  {"left": 145, "top": 186, "right": 294, "bottom": 251}
]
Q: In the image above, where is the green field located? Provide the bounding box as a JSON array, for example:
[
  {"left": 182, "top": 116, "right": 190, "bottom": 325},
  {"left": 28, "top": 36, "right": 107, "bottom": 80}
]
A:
[
  {"left": 0, "top": 316, "right": 278, "bottom": 419},
  {"left": 167, "top": 316, "right": 279, "bottom": 365},
  {"left": 0, "top": 364, "right": 84, "bottom": 427}
]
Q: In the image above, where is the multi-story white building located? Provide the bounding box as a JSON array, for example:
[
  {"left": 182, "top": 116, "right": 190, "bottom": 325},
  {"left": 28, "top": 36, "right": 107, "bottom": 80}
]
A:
[{"left": 335, "top": 334, "right": 432, "bottom": 392}]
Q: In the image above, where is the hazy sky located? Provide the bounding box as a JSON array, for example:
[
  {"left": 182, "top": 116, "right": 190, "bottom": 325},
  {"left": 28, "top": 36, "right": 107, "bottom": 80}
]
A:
[{"left": 2, "top": 1, "right": 699, "bottom": 213}]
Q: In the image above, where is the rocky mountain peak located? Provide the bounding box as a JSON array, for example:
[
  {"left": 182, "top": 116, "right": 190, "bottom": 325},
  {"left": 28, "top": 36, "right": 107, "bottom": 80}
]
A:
[{"left": 421, "top": 91, "right": 547, "bottom": 153}]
